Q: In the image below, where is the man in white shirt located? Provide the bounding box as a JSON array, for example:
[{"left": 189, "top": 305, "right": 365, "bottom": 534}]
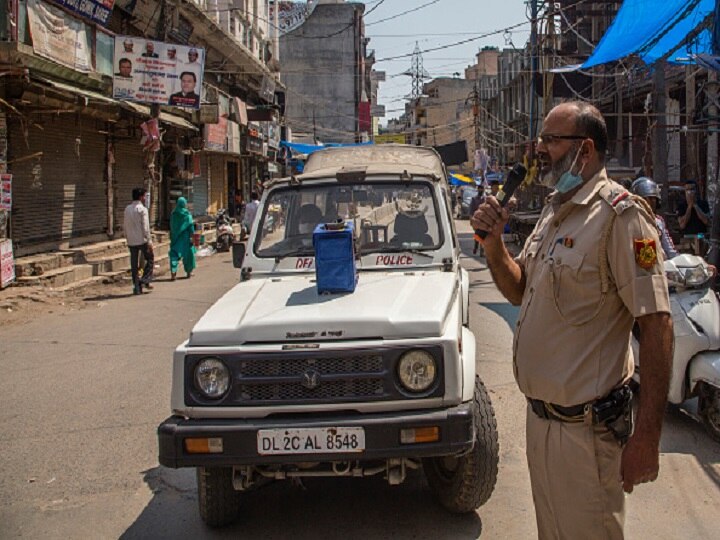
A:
[
  {"left": 123, "top": 187, "right": 154, "bottom": 294},
  {"left": 243, "top": 191, "right": 260, "bottom": 234}
]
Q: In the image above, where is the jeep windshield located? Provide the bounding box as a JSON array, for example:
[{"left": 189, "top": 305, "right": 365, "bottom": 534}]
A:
[{"left": 254, "top": 181, "right": 443, "bottom": 258}]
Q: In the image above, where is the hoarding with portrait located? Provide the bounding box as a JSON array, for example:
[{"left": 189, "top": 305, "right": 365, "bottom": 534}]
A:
[{"left": 113, "top": 36, "right": 205, "bottom": 110}]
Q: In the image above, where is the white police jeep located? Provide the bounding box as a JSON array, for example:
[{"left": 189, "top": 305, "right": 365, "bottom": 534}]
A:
[{"left": 157, "top": 145, "right": 499, "bottom": 527}]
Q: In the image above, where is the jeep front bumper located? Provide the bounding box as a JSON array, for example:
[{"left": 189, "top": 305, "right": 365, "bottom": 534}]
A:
[{"left": 158, "top": 403, "right": 474, "bottom": 468}]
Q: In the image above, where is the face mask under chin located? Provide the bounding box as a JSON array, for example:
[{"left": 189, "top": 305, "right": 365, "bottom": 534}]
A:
[{"left": 539, "top": 145, "right": 585, "bottom": 193}]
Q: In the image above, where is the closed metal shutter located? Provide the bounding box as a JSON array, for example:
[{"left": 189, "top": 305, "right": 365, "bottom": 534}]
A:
[
  {"left": 9, "top": 115, "right": 107, "bottom": 247},
  {"left": 113, "top": 138, "right": 146, "bottom": 235},
  {"left": 208, "top": 154, "right": 226, "bottom": 216},
  {"left": 192, "top": 154, "right": 209, "bottom": 217}
]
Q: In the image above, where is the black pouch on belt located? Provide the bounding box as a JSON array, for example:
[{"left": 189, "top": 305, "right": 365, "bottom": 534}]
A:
[{"left": 592, "top": 385, "right": 634, "bottom": 445}]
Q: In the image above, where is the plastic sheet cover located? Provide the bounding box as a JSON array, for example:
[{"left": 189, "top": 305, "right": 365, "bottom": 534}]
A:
[{"left": 581, "top": 0, "right": 714, "bottom": 68}]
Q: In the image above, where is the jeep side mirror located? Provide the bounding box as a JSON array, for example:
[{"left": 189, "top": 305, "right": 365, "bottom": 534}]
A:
[{"left": 232, "top": 241, "right": 246, "bottom": 268}]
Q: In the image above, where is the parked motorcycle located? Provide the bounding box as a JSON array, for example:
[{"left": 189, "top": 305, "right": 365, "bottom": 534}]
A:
[
  {"left": 215, "top": 208, "right": 235, "bottom": 252},
  {"left": 633, "top": 254, "right": 720, "bottom": 441}
]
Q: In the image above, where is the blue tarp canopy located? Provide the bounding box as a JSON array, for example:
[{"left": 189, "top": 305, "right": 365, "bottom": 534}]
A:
[
  {"left": 579, "top": 0, "right": 714, "bottom": 68},
  {"left": 280, "top": 141, "right": 373, "bottom": 157}
]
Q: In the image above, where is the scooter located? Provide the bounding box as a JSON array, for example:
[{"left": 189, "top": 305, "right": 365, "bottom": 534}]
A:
[
  {"left": 633, "top": 254, "right": 720, "bottom": 442},
  {"left": 215, "top": 208, "right": 235, "bottom": 252}
]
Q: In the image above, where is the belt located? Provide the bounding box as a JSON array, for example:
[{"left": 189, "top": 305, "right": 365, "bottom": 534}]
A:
[{"left": 528, "top": 397, "right": 591, "bottom": 423}]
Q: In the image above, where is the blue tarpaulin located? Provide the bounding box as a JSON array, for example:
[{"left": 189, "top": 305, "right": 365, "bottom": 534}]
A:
[
  {"left": 280, "top": 141, "right": 373, "bottom": 157},
  {"left": 580, "top": 0, "right": 714, "bottom": 68}
]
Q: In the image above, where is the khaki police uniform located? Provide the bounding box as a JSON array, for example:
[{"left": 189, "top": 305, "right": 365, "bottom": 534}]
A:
[{"left": 514, "top": 169, "right": 670, "bottom": 539}]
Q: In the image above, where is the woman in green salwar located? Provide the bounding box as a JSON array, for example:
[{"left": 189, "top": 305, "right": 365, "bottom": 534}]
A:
[{"left": 169, "top": 197, "right": 196, "bottom": 280}]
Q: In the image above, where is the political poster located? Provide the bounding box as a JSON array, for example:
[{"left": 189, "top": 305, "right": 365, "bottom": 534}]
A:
[{"left": 113, "top": 36, "right": 205, "bottom": 110}]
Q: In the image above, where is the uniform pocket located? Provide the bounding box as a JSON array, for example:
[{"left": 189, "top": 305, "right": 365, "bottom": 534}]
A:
[{"left": 549, "top": 245, "right": 604, "bottom": 323}]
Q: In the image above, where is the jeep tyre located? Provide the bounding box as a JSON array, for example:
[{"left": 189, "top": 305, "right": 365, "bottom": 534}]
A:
[
  {"left": 197, "top": 466, "right": 241, "bottom": 527},
  {"left": 423, "top": 376, "right": 499, "bottom": 513}
]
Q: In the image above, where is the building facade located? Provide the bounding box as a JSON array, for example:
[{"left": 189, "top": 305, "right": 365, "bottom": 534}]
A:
[
  {"left": 0, "top": 0, "right": 282, "bottom": 256},
  {"left": 279, "top": 0, "right": 379, "bottom": 144}
]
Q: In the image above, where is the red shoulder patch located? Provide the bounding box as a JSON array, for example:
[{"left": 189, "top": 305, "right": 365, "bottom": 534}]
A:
[
  {"left": 634, "top": 238, "right": 657, "bottom": 269},
  {"left": 612, "top": 191, "right": 630, "bottom": 207}
]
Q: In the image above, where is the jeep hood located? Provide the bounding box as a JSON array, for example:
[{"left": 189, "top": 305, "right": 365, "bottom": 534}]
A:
[{"left": 188, "top": 272, "right": 457, "bottom": 346}]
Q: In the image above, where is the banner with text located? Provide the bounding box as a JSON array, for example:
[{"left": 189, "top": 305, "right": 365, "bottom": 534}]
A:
[
  {"left": 113, "top": 36, "right": 205, "bottom": 110},
  {"left": 0, "top": 239, "right": 14, "bottom": 289},
  {"left": 47, "top": 0, "right": 115, "bottom": 26},
  {"left": 28, "top": 0, "right": 92, "bottom": 73}
]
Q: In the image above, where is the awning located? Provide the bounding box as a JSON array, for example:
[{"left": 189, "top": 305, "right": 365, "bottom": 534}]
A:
[
  {"left": 118, "top": 101, "right": 198, "bottom": 131},
  {"left": 34, "top": 77, "right": 197, "bottom": 131},
  {"left": 35, "top": 77, "right": 116, "bottom": 104},
  {"left": 566, "top": 0, "right": 714, "bottom": 69},
  {"left": 280, "top": 141, "right": 373, "bottom": 158},
  {"left": 448, "top": 173, "right": 475, "bottom": 186}
]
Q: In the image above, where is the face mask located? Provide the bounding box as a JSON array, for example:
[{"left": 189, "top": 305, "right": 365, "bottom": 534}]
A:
[
  {"left": 299, "top": 223, "right": 314, "bottom": 234},
  {"left": 548, "top": 145, "right": 586, "bottom": 194}
]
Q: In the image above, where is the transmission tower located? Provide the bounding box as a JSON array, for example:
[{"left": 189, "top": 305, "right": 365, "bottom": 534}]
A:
[{"left": 402, "top": 42, "right": 430, "bottom": 99}]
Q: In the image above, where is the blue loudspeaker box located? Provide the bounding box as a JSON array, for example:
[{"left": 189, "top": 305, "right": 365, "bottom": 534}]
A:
[{"left": 313, "top": 221, "right": 358, "bottom": 294}]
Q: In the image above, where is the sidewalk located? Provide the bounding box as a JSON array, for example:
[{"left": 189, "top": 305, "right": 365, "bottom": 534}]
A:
[{"left": 0, "top": 231, "right": 233, "bottom": 325}]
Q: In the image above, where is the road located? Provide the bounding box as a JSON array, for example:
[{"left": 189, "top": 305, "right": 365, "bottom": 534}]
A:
[{"left": 0, "top": 221, "right": 718, "bottom": 539}]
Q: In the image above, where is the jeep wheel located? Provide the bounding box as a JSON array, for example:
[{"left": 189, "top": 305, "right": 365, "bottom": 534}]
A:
[
  {"left": 197, "top": 466, "right": 241, "bottom": 527},
  {"left": 423, "top": 376, "right": 499, "bottom": 513}
]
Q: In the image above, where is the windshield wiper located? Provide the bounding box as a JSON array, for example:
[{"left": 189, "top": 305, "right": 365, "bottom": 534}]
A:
[{"left": 271, "top": 247, "right": 315, "bottom": 261}]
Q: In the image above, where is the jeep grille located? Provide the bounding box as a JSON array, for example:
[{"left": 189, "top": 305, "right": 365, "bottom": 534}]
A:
[{"left": 184, "top": 347, "right": 444, "bottom": 407}]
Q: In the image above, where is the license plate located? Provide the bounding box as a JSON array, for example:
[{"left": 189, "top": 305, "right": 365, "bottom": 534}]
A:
[{"left": 257, "top": 427, "right": 365, "bottom": 455}]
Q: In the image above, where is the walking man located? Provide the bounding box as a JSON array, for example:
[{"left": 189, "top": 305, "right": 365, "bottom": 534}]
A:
[
  {"left": 472, "top": 101, "right": 673, "bottom": 539},
  {"left": 124, "top": 187, "right": 154, "bottom": 295}
]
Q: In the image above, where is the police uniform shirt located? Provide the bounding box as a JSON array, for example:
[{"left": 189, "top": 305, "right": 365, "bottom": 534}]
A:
[{"left": 513, "top": 169, "right": 670, "bottom": 407}]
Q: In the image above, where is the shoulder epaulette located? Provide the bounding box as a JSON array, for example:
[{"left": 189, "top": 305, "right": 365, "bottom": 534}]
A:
[{"left": 597, "top": 181, "right": 637, "bottom": 215}]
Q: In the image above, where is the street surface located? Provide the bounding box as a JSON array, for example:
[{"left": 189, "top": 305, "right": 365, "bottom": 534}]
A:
[{"left": 0, "top": 220, "right": 718, "bottom": 539}]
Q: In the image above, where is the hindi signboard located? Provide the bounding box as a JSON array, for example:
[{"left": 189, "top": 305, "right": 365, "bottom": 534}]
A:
[
  {"left": 28, "top": 0, "right": 93, "bottom": 73},
  {"left": 204, "top": 117, "right": 228, "bottom": 152},
  {"left": 47, "top": 0, "right": 115, "bottom": 26},
  {"left": 269, "top": 1, "right": 317, "bottom": 36},
  {"left": 0, "top": 174, "right": 11, "bottom": 211},
  {"left": 0, "top": 239, "right": 14, "bottom": 289},
  {"left": 113, "top": 36, "right": 205, "bottom": 110}
]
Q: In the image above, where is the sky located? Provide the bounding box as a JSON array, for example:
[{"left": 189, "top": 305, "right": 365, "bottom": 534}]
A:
[{"left": 362, "top": 0, "right": 532, "bottom": 122}]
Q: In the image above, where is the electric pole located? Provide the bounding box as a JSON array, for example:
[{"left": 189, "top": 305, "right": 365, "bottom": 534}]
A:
[{"left": 529, "top": 0, "right": 538, "bottom": 160}]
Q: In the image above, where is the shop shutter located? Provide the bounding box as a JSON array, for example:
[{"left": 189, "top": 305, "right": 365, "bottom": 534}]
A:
[
  {"left": 9, "top": 115, "right": 107, "bottom": 248},
  {"left": 208, "top": 155, "right": 226, "bottom": 216},
  {"left": 191, "top": 154, "right": 209, "bottom": 217},
  {"left": 113, "top": 138, "right": 146, "bottom": 235}
]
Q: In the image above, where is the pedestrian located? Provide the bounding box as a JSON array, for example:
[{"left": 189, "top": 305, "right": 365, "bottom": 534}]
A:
[
  {"left": 471, "top": 101, "right": 673, "bottom": 539},
  {"left": 677, "top": 180, "right": 710, "bottom": 236},
  {"left": 169, "top": 197, "right": 196, "bottom": 280},
  {"left": 630, "top": 177, "right": 678, "bottom": 259},
  {"left": 243, "top": 191, "right": 260, "bottom": 234},
  {"left": 123, "top": 187, "right": 154, "bottom": 295}
]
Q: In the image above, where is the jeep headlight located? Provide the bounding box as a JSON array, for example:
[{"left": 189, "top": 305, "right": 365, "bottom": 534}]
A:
[
  {"left": 194, "top": 358, "right": 230, "bottom": 399},
  {"left": 397, "top": 350, "right": 437, "bottom": 392}
]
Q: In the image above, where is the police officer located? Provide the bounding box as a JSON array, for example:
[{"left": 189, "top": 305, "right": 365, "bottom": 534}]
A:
[
  {"left": 630, "top": 177, "right": 678, "bottom": 259},
  {"left": 472, "top": 102, "right": 673, "bottom": 539}
]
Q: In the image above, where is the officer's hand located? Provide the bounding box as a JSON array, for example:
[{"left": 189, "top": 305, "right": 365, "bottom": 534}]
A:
[
  {"left": 470, "top": 196, "right": 509, "bottom": 242},
  {"left": 620, "top": 433, "right": 660, "bottom": 493}
]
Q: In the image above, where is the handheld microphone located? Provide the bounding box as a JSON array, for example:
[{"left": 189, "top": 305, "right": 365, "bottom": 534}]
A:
[{"left": 475, "top": 162, "right": 527, "bottom": 241}]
